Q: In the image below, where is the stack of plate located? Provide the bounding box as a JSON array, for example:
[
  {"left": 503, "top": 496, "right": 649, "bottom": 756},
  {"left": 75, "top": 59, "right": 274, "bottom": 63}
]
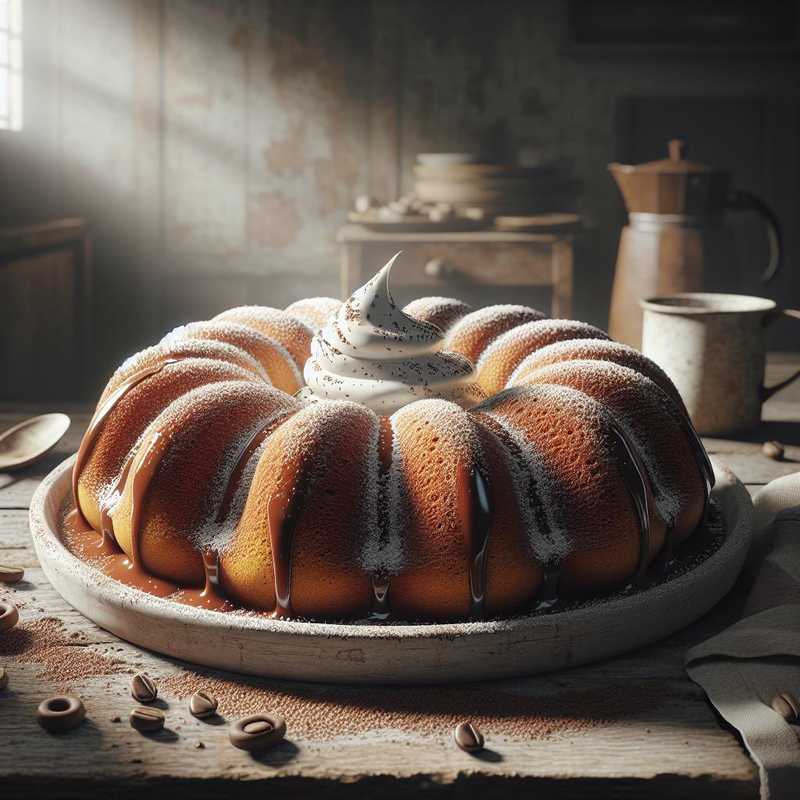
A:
[{"left": 413, "top": 154, "right": 562, "bottom": 215}]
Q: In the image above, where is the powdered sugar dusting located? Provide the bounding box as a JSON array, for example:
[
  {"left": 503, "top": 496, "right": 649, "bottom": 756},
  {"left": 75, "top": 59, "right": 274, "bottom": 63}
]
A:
[
  {"left": 284, "top": 297, "right": 342, "bottom": 331},
  {"left": 163, "top": 320, "right": 302, "bottom": 393},
  {"left": 115, "top": 381, "right": 301, "bottom": 556},
  {"left": 476, "top": 319, "right": 608, "bottom": 394},
  {"left": 474, "top": 396, "right": 570, "bottom": 563},
  {"left": 213, "top": 306, "right": 314, "bottom": 369},
  {"left": 525, "top": 360, "right": 688, "bottom": 524},
  {"left": 507, "top": 338, "right": 685, "bottom": 410},
  {"left": 117, "top": 340, "right": 269, "bottom": 385},
  {"left": 444, "top": 304, "right": 547, "bottom": 363},
  {"left": 403, "top": 296, "right": 472, "bottom": 332}
]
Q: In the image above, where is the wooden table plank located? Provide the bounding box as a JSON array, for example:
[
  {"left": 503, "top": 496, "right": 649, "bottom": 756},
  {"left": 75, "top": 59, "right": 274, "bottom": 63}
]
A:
[{"left": 2, "top": 354, "right": 799, "bottom": 797}]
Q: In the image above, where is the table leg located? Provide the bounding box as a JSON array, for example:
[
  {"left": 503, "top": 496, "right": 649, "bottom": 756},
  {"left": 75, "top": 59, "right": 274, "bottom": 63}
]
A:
[
  {"left": 551, "top": 239, "right": 573, "bottom": 319},
  {"left": 340, "top": 243, "right": 363, "bottom": 299}
]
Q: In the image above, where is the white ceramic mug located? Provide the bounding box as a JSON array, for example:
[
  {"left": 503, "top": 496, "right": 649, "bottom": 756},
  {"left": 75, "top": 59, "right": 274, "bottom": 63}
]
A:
[{"left": 640, "top": 293, "right": 800, "bottom": 435}]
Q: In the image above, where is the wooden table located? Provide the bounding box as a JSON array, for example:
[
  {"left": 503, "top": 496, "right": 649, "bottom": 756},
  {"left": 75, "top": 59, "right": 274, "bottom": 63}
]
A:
[
  {"left": 338, "top": 224, "right": 575, "bottom": 318},
  {"left": 2, "top": 354, "right": 799, "bottom": 798}
]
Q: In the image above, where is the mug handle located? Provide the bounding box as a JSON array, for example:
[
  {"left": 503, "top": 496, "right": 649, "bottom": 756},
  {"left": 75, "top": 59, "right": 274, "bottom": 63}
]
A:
[
  {"left": 761, "top": 308, "right": 800, "bottom": 401},
  {"left": 726, "top": 189, "right": 783, "bottom": 284}
]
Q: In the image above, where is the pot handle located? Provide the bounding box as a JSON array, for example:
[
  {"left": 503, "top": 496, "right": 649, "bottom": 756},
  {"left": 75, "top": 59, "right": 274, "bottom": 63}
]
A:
[
  {"left": 761, "top": 308, "right": 800, "bottom": 401},
  {"left": 726, "top": 189, "right": 783, "bottom": 284}
]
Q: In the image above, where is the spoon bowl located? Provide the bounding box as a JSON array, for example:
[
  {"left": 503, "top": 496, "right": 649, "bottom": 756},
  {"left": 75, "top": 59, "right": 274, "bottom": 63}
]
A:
[{"left": 0, "top": 413, "right": 71, "bottom": 471}]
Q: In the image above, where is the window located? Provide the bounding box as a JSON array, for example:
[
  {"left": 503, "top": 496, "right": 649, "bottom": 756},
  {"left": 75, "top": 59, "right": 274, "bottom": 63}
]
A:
[{"left": 0, "top": 0, "right": 22, "bottom": 131}]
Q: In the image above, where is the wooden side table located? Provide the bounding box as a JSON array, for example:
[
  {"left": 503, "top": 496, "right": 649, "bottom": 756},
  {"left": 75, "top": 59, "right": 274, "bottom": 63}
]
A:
[
  {"left": 337, "top": 225, "right": 574, "bottom": 318},
  {"left": 0, "top": 219, "right": 92, "bottom": 401}
]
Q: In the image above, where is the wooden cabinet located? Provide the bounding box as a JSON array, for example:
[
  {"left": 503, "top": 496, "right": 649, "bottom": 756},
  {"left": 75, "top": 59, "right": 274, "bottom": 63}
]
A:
[
  {"left": 0, "top": 219, "right": 91, "bottom": 401},
  {"left": 338, "top": 225, "right": 574, "bottom": 318}
]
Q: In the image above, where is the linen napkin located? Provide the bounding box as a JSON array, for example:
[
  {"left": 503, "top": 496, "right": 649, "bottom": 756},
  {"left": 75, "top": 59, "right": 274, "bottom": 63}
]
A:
[{"left": 686, "top": 472, "right": 800, "bottom": 800}]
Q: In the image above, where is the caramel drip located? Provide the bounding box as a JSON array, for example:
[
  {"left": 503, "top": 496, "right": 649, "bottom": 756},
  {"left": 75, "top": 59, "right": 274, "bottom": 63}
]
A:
[
  {"left": 176, "top": 550, "right": 233, "bottom": 612},
  {"left": 369, "top": 573, "right": 391, "bottom": 620},
  {"left": 536, "top": 563, "right": 561, "bottom": 609},
  {"left": 267, "top": 492, "right": 294, "bottom": 618},
  {"left": 86, "top": 427, "right": 179, "bottom": 598},
  {"left": 61, "top": 507, "right": 228, "bottom": 606},
  {"left": 62, "top": 508, "right": 119, "bottom": 559},
  {"left": 472, "top": 413, "right": 558, "bottom": 607},
  {"left": 62, "top": 499, "right": 177, "bottom": 597},
  {"left": 102, "top": 551, "right": 178, "bottom": 598},
  {"left": 472, "top": 412, "right": 554, "bottom": 556},
  {"left": 679, "top": 414, "right": 715, "bottom": 514},
  {"left": 267, "top": 461, "right": 312, "bottom": 619},
  {"left": 652, "top": 525, "right": 675, "bottom": 575},
  {"left": 71, "top": 359, "right": 178, "bottom": 525},
  {"left": 652, "top": 382, "right": 715, "bottom": 522},
  {"left": 127, "top": 429, "right": 168, "bottom": 567},
  {"left": 369, "top": 415, "right": 395, "bottom": 620},
  {"left": 97, "top": 454, "right": 133, "bottom": 555},
  {"left": 215, "top": 410, "right": 296, "bottom": 525},
  {"left": 467, "top": 468, "right": 493, "bottom": 619},
  {"left": 609, "top": 422, "right": 652, "bottom": 579}
]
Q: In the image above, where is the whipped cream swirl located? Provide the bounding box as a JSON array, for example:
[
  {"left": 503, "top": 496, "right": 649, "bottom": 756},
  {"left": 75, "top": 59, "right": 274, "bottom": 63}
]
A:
[{"left": 303, "top": 254, "right": 484, "bottom": 414}]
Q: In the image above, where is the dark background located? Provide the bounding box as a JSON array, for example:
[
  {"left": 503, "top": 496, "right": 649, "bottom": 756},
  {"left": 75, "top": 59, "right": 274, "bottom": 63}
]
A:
[{"left": 1, "top": 0, "right": 799, "bottom": 395}]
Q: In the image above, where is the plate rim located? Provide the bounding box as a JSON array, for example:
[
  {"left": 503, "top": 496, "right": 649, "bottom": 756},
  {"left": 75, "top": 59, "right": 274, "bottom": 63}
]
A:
[{"left": 29, "top": 454, "right": 753, "bottom": 681}]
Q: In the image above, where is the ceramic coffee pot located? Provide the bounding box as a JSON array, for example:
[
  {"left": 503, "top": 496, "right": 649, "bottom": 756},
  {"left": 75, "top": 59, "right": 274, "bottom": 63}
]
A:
[{"left": 608, "top": 140, "right": 782, "bottom": 347}]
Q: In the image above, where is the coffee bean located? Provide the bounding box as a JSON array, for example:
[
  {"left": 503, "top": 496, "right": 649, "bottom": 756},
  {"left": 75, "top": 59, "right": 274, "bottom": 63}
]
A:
[
  {"left": 0, "top": 565, "right": 24, "bottom": 584},
  {"left": 130, "top": 706, "right": 165, "bottom": 733},
  {"left": 189, "top": 689, "right": 218, "bottom": 719},
  {"left": 771, "top": 692, "right": 800, "bottom": 723},
  {"left": 37, "top": 695, "right": 86, "bottom": 733},
  {"left": 130, "top": 672, "right": 158, "bottom": 703},
  {"left": 229, "top": 713, "right": 286, "bottom": 752},
  {"left": 762, "top": 440, "right": 785, "bottom": 461},
  {"left": 0, "top": 600, "right": 18, "bottom": 633},
  {"left": 0, "top": 666, "right": 8, "bottom": 691},
  {"left": 453, "top": 721, "right": 484, "bottom": 753}
]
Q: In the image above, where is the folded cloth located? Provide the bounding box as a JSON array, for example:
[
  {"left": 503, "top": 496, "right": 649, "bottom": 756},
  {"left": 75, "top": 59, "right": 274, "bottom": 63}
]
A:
[{"left": 686, "top": 472, "right": 800, "bottom": 800}]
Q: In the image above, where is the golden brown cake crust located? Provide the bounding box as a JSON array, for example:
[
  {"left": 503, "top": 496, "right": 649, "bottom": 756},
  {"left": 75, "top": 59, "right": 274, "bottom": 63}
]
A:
[{"left": 70, "top": 279, "right": 713, "bottom": 622}]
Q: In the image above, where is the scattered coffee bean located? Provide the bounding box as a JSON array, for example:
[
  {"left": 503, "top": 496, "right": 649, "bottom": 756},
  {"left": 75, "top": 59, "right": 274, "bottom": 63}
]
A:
[
  {"left": 130, "top": 672, "right": 158, "bottom": 703},
  {"left": 37, "top": 695, "right": 86, "bottom": 733},
  {"left": 453, "top": 721, "right": 484, "bottom": 753},
  {"left": 110, "top": 715, "right": 121, "bottom": 723},
  {"left": 0, "top": 565, "right": 24, "bottom": 584},
  {"left": 195, "top": 741, "right": 205, "bottom": 749},
  {"left": 771, "top": 692, "right": 799, "bottom": 723},
  {"left": 130, "top": 706, "right": 165, "bottom": 733},
  {"left": 189, "top": 689, "right": 218, "bottom": 719},
  {"left": 229, "top": 713, "right": 286, "bottom": 752},
  {"left": 762, "top": 440, "right": 785, "bottom": 461},
  {"left": 0, "top": 600, "right": 18, "bottom": 633},
  {"left": 0, "top": 666, "right": 8, "bottom": 691}
]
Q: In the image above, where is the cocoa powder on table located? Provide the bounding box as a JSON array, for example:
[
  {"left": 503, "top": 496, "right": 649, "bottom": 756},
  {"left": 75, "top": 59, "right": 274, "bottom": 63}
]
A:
[
  {"left": 0, "top": 617, "right": 128, "bottom": 684},
  {"left": 161, "top": 670, "right": 664, "bottom": 741},
  {"left": 2, "top": 618, "right": 664, "bottom": 742}
]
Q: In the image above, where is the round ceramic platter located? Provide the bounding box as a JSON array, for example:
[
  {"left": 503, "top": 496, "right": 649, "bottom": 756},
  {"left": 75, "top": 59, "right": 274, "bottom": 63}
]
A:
[{"left": 30, "top": 455, "right": 752, "bottom": 685}]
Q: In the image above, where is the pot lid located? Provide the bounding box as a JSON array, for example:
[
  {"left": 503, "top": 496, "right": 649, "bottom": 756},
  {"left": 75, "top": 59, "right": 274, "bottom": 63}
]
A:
[{"left": 611, "top": 140, "right": 721, "bottom": 174}]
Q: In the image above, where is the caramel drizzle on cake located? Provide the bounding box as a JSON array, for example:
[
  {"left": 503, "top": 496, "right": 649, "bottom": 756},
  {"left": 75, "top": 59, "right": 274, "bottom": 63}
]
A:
[
  {"left": 72, "top": 359, "right": 178, "bottom": 527},
  {"left": 266, "top": 461, "right": 313, "bottom": 619},
  {"left": 467, "top": 467, "right": 493, "bottom": 619},
  {"left": 609, "top": 421, "right": 652, "bottom": 580}
]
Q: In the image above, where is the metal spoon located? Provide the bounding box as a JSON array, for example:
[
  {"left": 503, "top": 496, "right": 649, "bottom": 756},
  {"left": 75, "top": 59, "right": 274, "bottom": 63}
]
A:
[{"left": 0, "top": 413, "right": 71, "bottom": 471}]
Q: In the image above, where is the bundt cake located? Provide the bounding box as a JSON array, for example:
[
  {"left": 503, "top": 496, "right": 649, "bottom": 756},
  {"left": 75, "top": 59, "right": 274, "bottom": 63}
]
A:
[{"left": 68, "top": 254, "right": 713, "bottom": 622}]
